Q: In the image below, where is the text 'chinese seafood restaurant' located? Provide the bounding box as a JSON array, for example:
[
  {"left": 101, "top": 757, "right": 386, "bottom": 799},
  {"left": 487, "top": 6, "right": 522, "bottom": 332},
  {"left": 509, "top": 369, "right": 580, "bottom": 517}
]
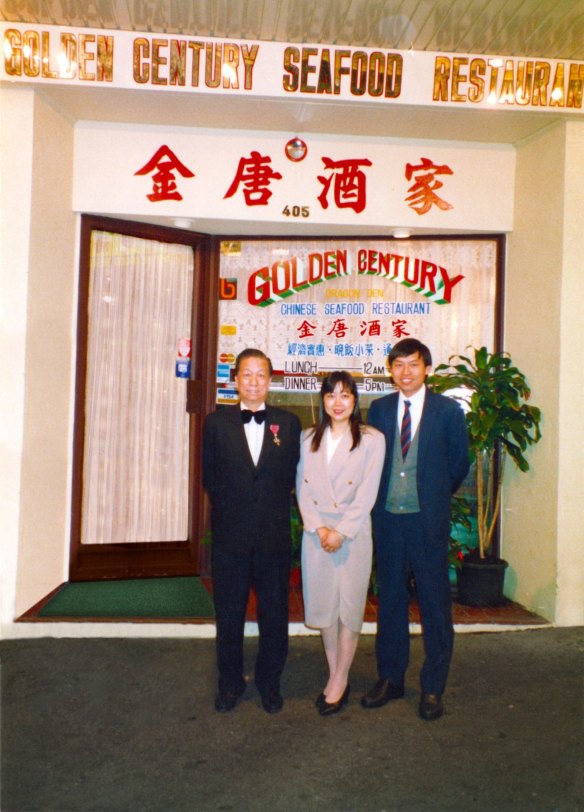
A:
[{"left": 1, "top": 0, "right": 583, "bottom": 640}]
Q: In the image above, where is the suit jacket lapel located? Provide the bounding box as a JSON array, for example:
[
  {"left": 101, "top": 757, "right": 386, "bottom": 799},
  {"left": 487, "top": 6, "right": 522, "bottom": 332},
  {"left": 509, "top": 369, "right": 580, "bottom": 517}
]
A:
[
  {"left": 417, "top": 388, "right": 437, "bottom": 469},
  {"left": 256, "top": 406, "right": 278, "bottom": 468},
  {"left": 328, "top": 429, "right": 352, "bottom": 484},
  {"left": 313, "top": 439, "right": 335, "bottom": 502},
  {"left": 385, "top": 394, "right": 399, "bottom": 460},
  {"left": 227, "top": 406, "right": 257, "bottom": 468},
  {"left": 314, "top": 429, "right": 352, "bottom": 502}
]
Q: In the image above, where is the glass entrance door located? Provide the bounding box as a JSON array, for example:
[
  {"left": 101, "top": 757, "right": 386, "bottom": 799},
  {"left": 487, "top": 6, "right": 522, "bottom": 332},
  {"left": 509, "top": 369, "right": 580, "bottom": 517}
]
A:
[
  {"left": 81, "top": 230, "right": 192, "bottom": 546},
  {"left": 70, "top": 217, "right": 213, "bottom": 580}
]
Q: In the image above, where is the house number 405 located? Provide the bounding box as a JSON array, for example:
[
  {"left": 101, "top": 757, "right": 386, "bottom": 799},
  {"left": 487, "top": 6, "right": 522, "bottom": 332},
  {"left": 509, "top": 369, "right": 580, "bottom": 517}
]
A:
[{"left": 282, "top": 205, "right": 310, "bottom": 218}]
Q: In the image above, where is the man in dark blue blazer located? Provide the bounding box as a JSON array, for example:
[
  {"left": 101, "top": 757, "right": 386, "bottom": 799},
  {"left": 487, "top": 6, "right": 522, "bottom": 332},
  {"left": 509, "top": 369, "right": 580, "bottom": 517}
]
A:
[
  {"left": 203, "top": 348, "right": 301, "bottom": 714},
  {"left": 362, "top": 338, "right": 469, "bottom": 720}
]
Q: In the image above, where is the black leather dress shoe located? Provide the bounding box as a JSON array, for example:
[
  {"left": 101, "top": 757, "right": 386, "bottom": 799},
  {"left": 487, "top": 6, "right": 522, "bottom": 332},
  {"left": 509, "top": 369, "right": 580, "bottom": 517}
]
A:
[
  {"left": 361, "top": 678, "right": 405, "bottom": 709},
  {"left": 319, "top": 684, "right": 350, "bottom": 716},
  {"left": 261, "top": 691, "right": 284, "bottom": 714},
  {"left": 214, "top": 688, "right": 243, "bottom": 713},
  {"left": 419, "top": 693, "right": 443, "bottom": 720}
]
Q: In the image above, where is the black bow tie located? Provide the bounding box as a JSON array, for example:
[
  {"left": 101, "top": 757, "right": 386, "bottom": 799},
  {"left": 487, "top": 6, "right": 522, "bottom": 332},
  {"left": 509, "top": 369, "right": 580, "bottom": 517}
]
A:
[{"left": 241, "top": 409, "right": 266, "bottom": 425}]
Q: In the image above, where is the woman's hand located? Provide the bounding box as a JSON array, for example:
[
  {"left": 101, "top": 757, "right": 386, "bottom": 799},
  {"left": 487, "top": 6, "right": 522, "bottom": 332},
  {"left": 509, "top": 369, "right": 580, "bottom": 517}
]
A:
[{"left": 318, "top": 527, "right": 344, "bottom": 553}]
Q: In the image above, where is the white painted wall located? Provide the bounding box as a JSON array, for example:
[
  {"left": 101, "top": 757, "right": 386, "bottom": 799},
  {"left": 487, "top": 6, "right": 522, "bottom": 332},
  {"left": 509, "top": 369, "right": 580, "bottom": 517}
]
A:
[
  {"left": 555, "top": 121, "right": 584, "bottom": 626},
  {"left": 17, "top": 90, "right": 77, "bottom": 617},
  {"left": 0, "top": 88, "right": 34, "bottom": 635},
  {"left": 0, "top": 87, "right": 77, "bottom": 631},
  {"left": 1, "top": 84, "right": 582, "bottom": 636},
  {"left": 505, "top": 120, "right": 584, "bottom": 625},
  {"left": 72, "top": 123, "right": 516, "bottom": 233}
]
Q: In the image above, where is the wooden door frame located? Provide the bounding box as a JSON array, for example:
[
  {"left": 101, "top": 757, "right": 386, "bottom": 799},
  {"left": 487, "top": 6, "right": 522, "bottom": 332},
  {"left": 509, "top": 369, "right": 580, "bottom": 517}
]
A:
[{"left": 69, "top": 216, "right": 219, "bottom": 581}]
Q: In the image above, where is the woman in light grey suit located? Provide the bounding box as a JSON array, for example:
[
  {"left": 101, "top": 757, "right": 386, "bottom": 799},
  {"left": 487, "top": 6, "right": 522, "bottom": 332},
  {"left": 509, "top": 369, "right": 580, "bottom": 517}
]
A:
[{"left": 296, "top": 371, "right": 385, "bottom": 715}]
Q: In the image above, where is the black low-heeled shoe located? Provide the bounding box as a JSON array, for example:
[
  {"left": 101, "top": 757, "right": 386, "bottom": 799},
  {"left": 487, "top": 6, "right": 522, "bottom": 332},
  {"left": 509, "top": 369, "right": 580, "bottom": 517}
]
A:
[
  {"left": 318, "top": 684, "right": 350, "bottom": 716},
  {"left": 315, "top": 692, "right": 327, "bottom": 709}
]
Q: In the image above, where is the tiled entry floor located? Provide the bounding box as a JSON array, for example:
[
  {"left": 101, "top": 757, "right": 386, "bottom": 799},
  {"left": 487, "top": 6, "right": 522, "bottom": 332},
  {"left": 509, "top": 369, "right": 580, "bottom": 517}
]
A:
[{"left": 251, "top": 583, "right": 550, "bottom": 627}]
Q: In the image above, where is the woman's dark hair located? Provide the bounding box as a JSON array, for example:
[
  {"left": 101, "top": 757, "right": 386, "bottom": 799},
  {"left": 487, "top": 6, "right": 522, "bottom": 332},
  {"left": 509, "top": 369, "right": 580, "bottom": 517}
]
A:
[{"left": 310, "top": 371, "right": 362, "bottom": 453}]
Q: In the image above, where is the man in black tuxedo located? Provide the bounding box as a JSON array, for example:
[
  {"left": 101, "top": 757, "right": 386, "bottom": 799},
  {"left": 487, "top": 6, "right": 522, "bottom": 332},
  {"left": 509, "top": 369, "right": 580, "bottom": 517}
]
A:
[
  {"left": 203, "top": 348, "right": 301, "bottom": 714},
  {"left": 362, "top": 338, "right": 469, "bottom": 720}
]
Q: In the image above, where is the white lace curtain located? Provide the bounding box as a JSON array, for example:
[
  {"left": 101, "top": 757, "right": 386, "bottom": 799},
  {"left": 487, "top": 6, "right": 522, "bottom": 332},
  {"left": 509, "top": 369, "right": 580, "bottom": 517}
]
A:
[{"left": 81, "top": 231, "right": 193, "bottom": 545}]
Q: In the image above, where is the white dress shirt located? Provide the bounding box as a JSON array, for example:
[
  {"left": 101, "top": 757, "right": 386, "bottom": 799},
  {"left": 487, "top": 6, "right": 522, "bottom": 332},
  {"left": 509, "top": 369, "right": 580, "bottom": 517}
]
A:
[
  {"left": 241, "top": 402, "right": 266, "bottom": 465},
  {"left": 325, "top": 426, "right": 346, "bottom": 463}
]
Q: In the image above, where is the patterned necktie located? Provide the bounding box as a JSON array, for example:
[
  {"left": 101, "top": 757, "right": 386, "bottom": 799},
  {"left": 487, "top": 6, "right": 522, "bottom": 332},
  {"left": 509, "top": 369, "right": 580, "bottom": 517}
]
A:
[
  {"left": 241, "top": 409, "right": 266, "bottom": 425},
  {"left": 401, "top": 400, "right": 412, "bottom": 460}
]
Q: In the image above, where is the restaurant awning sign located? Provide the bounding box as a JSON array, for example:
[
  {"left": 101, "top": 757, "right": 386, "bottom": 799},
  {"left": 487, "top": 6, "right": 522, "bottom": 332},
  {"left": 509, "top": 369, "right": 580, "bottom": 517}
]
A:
[{"left": 2, "top": 23, "right": 583, "bottom": 114}]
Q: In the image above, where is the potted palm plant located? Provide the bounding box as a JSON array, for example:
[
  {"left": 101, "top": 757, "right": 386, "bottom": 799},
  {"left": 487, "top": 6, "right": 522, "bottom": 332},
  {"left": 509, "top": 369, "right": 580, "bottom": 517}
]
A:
[{"left": 429, "top": 347, "right": 542, "bottom": 606}]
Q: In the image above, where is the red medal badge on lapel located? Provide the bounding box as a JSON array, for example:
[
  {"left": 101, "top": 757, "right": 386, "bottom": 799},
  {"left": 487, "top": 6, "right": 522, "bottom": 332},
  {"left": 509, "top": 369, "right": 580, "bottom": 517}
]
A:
[{"left": 270, "top": 424, "right": 281, "bottom": 446}]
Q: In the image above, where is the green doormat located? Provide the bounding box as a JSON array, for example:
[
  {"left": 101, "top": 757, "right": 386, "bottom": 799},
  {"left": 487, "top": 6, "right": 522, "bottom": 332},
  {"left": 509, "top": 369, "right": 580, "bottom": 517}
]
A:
[{"left": 38, "top": 577, "right": 215, "bottom": 619}]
